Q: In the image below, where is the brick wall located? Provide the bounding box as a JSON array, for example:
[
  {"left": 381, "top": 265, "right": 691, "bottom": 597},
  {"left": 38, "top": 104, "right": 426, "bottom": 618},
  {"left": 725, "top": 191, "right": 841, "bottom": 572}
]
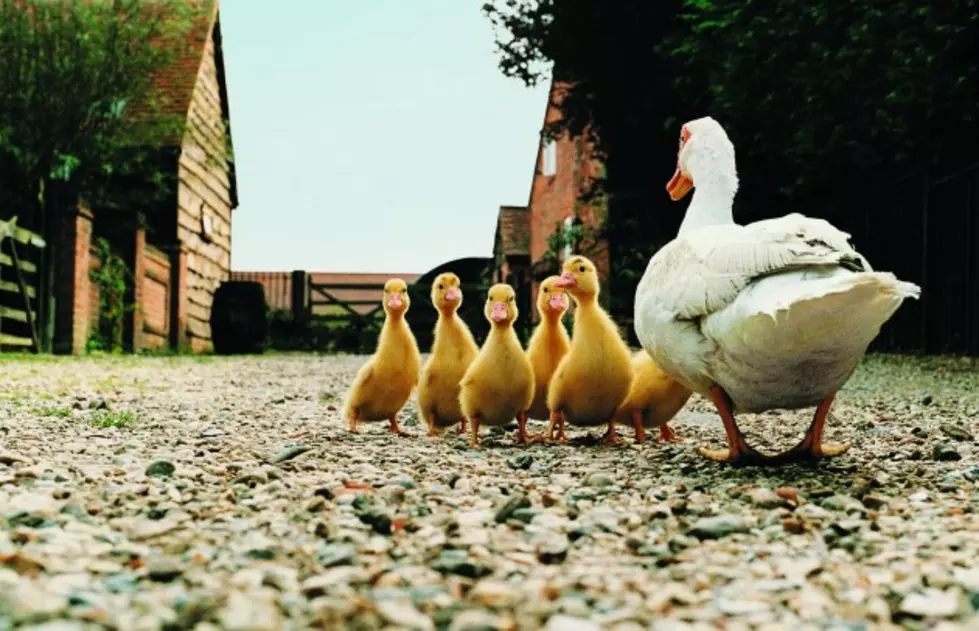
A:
[{"left": 527, "top": 81, "right": 610, "bottom": 317}]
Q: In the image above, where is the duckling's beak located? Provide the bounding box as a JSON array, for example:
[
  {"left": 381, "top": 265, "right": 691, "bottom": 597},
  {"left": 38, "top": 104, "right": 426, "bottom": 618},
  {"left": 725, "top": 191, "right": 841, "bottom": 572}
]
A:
[
  {"left": 552, "top": 272, "right": 576, "bottom": 288},
  {"left": 490, "top": 302, "right": 508, "bottom": 323},
  {"left": 666, "top": 166, "right": 693, "bottom": 201},
  {"left": 387, "top": 293, "right": 404, "bottom": 309},
  {"left": 547, "top": 294, "right": 566, "bottom": 311},
  {"left": 444, "top": 287, "right": 461, "bottom": 302}
]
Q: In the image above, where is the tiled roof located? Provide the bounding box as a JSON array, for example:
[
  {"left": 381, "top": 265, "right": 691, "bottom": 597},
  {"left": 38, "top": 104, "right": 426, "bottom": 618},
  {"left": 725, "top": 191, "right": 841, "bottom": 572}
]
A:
[{"left": 495, "top": 205, "right": 530, "bottom": 256}]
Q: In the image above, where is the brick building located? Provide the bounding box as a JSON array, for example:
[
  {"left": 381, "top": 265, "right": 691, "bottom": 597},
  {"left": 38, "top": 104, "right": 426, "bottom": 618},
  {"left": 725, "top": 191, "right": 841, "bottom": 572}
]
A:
[
  {"left": 493, "top": 78, "right": 609, "bottom": 321},
  {"left": 54, "top": 0, "right": 237, "bottom": 354}
]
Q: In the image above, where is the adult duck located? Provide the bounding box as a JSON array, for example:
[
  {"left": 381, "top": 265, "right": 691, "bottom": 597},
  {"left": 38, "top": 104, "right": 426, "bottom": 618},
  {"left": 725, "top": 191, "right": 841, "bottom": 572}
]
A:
[{"left": 633, "top": 116, "right": 921, "bottom": 466}]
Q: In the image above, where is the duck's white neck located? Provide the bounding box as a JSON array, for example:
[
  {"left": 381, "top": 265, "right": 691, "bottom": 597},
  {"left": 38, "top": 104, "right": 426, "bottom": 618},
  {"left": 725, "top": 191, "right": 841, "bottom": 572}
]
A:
[{"left": 677, "top": 170, "right": 737, "bottom": 236}]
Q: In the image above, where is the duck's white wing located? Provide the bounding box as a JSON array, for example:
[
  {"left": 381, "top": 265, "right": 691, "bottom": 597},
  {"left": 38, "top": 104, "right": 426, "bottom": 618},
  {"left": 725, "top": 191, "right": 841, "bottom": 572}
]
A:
[{"left": 640, "top": 213, "right": 867, "bottom": 321}]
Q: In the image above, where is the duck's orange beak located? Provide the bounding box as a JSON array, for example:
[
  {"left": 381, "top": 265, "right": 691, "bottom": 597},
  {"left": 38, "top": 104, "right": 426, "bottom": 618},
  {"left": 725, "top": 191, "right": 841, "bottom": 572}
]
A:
[
  {"left": 490, "top": 302, "right": 508, "bottom": 322},
  {"left": 666, "top": 166, "right": 693, "bottom": 201},
  {"left": 443, "top": 287, "right": 461, "bottom": 302},
  {"left": 387, "top": 294, "right": 403, "bottom": 309},
  {"left": 547, "top": 293, "right": 566, "bottom": 311},
  {"left": 552, "top": 272, "right": 576, "bottom": 288}
]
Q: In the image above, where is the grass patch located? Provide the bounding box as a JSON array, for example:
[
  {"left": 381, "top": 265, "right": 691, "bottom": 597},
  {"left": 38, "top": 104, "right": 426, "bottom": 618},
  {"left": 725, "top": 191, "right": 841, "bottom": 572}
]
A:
[
  {"left": 89, "top": 410, "right": 136, "bottom": 429},
  {"left": 33, "top": 406, "right": 71, "bottom": 418},
  {"left": 319, "top": 391, "right": 340, "bottom": 404}
]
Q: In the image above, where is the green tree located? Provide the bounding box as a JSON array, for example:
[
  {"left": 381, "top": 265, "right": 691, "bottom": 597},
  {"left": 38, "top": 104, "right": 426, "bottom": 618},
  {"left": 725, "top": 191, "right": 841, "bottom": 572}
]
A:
[
  {"left": 484, "top": 0, "right": 978, "bottom": 323},
  {"left": 0, "top": 0, "right": 207, "bottom": 350},
  {"left": 0, "top": 0, "right": 205, "bottom": 221}
]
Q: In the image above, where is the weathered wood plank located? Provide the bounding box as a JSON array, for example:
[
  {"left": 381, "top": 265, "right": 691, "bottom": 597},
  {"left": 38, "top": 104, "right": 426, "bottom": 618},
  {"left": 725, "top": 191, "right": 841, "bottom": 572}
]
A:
[
  {"left": 0, "top": 333, "right": 33, "bottom": 347},
  {"left": 0, "top": 216, "right": 46, "bottom": 248},
  {"left": 0, "top": 305, "right": 30, "bottom": 323},
  {"left": 0, "top": 252, "right": 37, "bottom": 273},
  {"left": 178, "top": 155, "right": 231, "bottom": 209},
  {"left": 179, "top": 145, "right": 232, "bottom": 198},
  {"left": 0, "top": 279, "right": 35, "bottom": 298}
]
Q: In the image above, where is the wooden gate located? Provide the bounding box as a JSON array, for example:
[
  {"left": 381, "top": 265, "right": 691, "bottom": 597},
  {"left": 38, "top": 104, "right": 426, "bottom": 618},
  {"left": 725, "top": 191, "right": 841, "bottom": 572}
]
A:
[{"left": 0, "top": 216, "right": 45, "bottom": 352}]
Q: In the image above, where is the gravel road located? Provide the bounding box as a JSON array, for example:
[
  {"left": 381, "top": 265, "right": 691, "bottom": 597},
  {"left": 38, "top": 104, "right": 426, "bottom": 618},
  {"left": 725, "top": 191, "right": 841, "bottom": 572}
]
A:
[{"left": 1, "top": 353, "right": 978, "bottom": 630}]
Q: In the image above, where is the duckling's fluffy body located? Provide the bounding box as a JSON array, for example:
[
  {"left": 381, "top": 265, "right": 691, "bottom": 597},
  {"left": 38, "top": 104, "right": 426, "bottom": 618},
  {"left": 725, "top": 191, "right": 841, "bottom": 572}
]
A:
[
  {"left": 547, "top": 255, "right": 634, "bottom": 443},
  {"left": 459, "top": 283, "right": 536, "bottom": 447},
  {"left": 417, "top": 273, "right": 480, "bottom": 434},
  {"left": 525, "top": 276, "right": 571, "bottom": 421},
  {"left": 612, "top": 351, "right": 692, "bottom": 442},
  {"left": 342, "top": 279, "right": 421, "bottom": 433}
]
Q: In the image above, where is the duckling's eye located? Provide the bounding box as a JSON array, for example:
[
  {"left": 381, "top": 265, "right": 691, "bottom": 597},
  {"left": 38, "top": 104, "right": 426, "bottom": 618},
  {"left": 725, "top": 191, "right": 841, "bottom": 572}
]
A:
[
  {"left": 543, "top": 288, "right": 549, "bottom": 294},
  {"left": 578, "top": 266, "right": 585, "bottom": 273},
  {"left": 437, "top": 284, "right": 443, "bottom": 290},
  {"left": 508, "top": 296, "right": 514, "bottom": 303}
]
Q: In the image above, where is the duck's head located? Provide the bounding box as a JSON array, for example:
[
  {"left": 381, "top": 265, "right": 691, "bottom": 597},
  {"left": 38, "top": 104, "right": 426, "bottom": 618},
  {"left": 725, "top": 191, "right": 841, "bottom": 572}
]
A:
[
  {"left": 537, "top": 275, "right": 569, "bottom": 320},
  {"left": 430, "top": 272, "right": 463, "bottom": 314},
  {"left": 666, "top": 116, "right": 738, "bottom": 201},
  {"left": 383, "top": 278, "right": 410, "bottom": 316},
  {"left": 552, "top": 255, "right": 599, "bottom": 300},
  {"left": 484, "top": 283, "right": 517, "bottom": 326}
]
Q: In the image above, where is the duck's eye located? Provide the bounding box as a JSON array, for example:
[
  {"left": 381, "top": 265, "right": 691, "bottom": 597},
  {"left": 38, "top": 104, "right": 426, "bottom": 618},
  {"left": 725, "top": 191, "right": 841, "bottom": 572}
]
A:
[
  {"left": 438, "top": 284, "right": 443, "bottom": 290},
  {"left": 578, "top": 266, "right": 585, "bottom": 273},
  {"left": 543, "top": 288, "right": 549, "bottom": 294},
  {"left": 508, "top": 296, "right": 514, "bottom": 303}
]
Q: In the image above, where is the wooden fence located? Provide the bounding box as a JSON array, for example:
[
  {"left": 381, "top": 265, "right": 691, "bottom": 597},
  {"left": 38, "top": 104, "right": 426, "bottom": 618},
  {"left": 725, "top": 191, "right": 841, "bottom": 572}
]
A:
[{"left": 0, "top": 216, "right": 45, "bottom": 352}]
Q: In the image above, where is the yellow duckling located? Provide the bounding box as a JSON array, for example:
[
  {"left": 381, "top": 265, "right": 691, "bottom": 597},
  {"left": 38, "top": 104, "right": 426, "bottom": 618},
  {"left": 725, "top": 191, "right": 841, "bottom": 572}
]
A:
[
  {"left": 546, "top": 255, "right": 634, "bottom": 445},
  {"left": 342, "top": 278, "right": 421, "bottom": 434},
  {"left": 459, "top": 283, "right": 537, "bottom": 449},
  {"left": 525, "top": 275, "right": 571, "bottom": 422},
  {"left": 417, "top": 272, "right": 480, "bottom": 436},
  {"left": 612, "top": 351, "right": 692, "bottom": 443}
]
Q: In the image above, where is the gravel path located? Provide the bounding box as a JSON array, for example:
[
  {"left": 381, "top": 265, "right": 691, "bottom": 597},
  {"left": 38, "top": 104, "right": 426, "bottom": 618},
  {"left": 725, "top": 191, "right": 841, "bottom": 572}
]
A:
[{"left": 1, "top": 353, "right": 978, "bottom": 630}]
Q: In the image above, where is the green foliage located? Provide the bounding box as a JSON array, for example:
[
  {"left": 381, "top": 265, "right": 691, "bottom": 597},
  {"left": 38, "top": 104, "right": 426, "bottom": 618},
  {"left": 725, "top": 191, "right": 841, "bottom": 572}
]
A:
[
  {"left": 484, "top": 0, "right": 978, "bottom": 320},
  {"left": 88, "top": 237, "right": 132, "bottom": 353},
  {"left": 0, "top": 0, "right": 206, "bottom": 219},
  {"left": 89, "top": 409, "right": 136, "bottom": 429}
]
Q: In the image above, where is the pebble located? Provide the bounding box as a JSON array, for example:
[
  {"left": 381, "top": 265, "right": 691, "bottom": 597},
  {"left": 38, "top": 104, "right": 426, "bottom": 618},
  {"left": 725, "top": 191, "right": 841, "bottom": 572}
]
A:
[
  {"left": 1, "top": 354, "right": 977, "bottom": 629},
  {"left": 933, "top": 444, "right": 963, "bottom": 461},
  {"left": 687, "top": 515, "right": 748, "bottom": 540}
]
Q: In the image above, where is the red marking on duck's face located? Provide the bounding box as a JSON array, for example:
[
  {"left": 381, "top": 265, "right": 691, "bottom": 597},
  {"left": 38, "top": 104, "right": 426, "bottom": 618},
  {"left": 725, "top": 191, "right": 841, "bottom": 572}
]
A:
[
  {"left": 666, "top": 126, "right": 694, "bottom": 201},
  {"left": 490, "top": 301, "right": 508, "bottom": 322}
]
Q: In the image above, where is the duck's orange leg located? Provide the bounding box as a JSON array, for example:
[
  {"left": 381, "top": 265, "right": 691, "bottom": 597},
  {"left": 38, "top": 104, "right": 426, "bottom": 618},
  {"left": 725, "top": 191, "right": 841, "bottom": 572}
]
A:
[
  {"left": 458, "top": 417, "right": 468, "bottom": 434},
  {"left": 426, "top": 413, "right": 438, "bottom": 437},
  {"left": 657, "top": 424, "right": 684, "bottom": 443},
  {"left": 516, "top": 411, "right": 545, "bottom": 445},
  {"left": 600, "top": 420, "right": 621, "bottom": 446},
  {"left": 388, "top": 415, "right": 405, "bottom": 435},
  {"left": 547, "top": 411, "right": 568, "bottom": 444},
  {"left": 772, "top": 393, "right": 851, "bottom": 461},
  {"left": 469, "top": 414, "right": 482, "bottom": 449},
  {"left": 348, "top": 408, "right": 360, "bottom": 434},
  {"left": 698, "top": 385, "right": 768, "bottom": 466},
  {"left": 631, "top": 410, "right": 647, "bottom": 443}
]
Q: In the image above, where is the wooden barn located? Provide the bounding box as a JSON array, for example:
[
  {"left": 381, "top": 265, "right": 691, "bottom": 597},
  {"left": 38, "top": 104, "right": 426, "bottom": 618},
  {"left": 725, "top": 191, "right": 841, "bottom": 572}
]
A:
[{"left": 52, "top": 0, "right": 237, "bottom": 354}]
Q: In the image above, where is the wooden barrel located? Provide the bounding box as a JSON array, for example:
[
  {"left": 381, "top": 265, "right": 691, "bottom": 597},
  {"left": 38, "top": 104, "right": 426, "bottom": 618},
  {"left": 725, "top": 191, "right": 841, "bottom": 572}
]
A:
[{"left": 210, "top": 281, "right": 268, "bottom": 355}]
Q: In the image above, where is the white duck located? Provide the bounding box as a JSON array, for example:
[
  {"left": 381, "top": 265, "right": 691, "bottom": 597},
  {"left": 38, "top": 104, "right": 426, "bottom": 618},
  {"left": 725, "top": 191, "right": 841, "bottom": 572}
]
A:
[{"left": 633, "top": 116, "right": 921, "bottom": 466}]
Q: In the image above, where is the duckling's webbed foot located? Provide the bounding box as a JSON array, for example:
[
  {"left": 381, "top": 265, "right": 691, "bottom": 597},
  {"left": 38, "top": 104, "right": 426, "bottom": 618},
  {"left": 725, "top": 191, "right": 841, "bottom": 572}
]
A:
[
  {"left": 547, "top": 411, "right": 568, "bottom": 444},
  {"left": 388, "top": 416, "right": 406, "bottom": 436},
  {"left": 770, "top": 393, "right": 852, "bottom": 462},
  {"left": 656, "top": 424, "right": 684, "bottom": 443},
  {"left": 631, "top": 411, "right": 647, "bottom": 443},
  {"left": 600, "top": 421, "right": 621, "bottom": 446},
  {"left": 516, "top": 411, "right": 545, "bottom": 445}
]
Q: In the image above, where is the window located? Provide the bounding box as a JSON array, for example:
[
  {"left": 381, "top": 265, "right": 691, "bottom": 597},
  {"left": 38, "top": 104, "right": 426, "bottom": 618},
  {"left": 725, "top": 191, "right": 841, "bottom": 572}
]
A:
[
  {"left": 562, "top": 215, "right": 574, "bottom": 260},
  {"left": 542, "top": 139, "right": 557, "bottom": 176}
]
